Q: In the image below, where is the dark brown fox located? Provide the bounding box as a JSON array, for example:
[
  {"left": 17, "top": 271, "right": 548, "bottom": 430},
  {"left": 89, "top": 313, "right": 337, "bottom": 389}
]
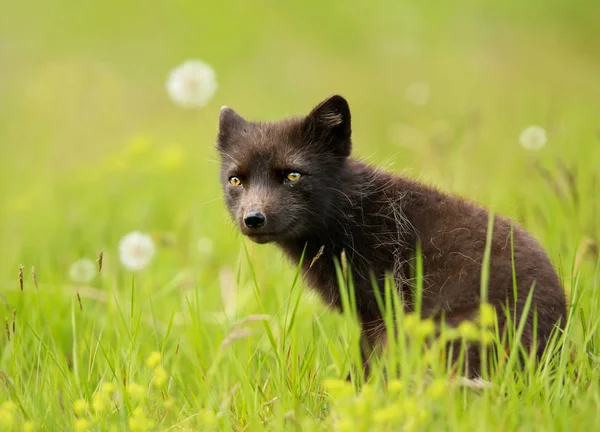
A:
[{"left": 216, "top": 95, "right": 567, "bottom": 377}]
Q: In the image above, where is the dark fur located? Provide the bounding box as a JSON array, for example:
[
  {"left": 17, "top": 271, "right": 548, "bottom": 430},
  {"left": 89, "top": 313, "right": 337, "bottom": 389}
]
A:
[{"left": 216, "top": 95, "right": 567, "bottom": 377}]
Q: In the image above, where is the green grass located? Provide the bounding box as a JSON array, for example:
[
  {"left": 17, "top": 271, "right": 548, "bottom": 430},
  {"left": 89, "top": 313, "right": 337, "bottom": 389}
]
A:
[{"left": 1, "top": 0, "right": 600, "bottom": 430}]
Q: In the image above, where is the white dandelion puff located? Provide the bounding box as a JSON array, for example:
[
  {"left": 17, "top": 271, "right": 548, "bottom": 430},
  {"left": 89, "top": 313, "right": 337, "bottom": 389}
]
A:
[
  {"left": 519, "top": 125, "right": 547, "bottom": 150},
  {"left": 197, "top": 237, "right": 214, "bottom": 256},
  {"left": 405, "top": 81, "right": 430, "bottom": 106},
  {"left": 165, "top": 59, "right": 218, "bottom": 108},
  {"left": 118, "top": 231, "right": 156, "bottom": 271},
  {"left": 69, "top": 259, "right": 96, "bottom": 284}
]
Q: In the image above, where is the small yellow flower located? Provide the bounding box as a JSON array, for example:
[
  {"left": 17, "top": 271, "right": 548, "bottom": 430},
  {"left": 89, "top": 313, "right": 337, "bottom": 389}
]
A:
[
  {"left": 415, "top": 319, "right": 436, "bottom": 338},
  {"left": 334, "top": 418, "right": 354, "bottom": 432},
  {"left": 439, "top": 326, "right": 460, "bottom": 342},
  {"left": 129, "top": 407, "right": 154, "bottom": 432},
  {"left": 73, "top": 398, "right": 89, "bottom": 415},
  {"left": 323, "top": 378, "right": 353, "bottom": 398},
  {"left": 23, "top": 420, "right": 37, "bottom": 432},
  {"left": 92, "top": 393, "right": 106, "bottom": 414},
  {"left": 416, "top": 409, "right": 431, "bottom": 425},
  {"left": 152, "top": 366, "right": 168, "bottom": 388},
  {"left": 199, "top": 409, "right": 218, "bottom": 427},
  {"left": 480, "top": 329, "right": 495, "bottom": 345},
  {"left": 387, "top": 379, "right": 404, "bottom": 394},
  {"left": 146, "top": 351, "right": 162, "bottom": 369},
  {"left": 426, "top": 379, "right": 447, "bottom": 400},
  {"left": 158, "top": 144, "right": 185, "bottom": 171},
  {"left": 101, "top": 382, "right": 116, "bottom": 395},
  {"left": 479, "top": 303, "right": 497, "bottom": 328},
  {"left": 458, "top": 321, "right": 479, "bottom": 341},
  {"left": 360, "top": 383, "right": 376, "bottom": 403},
  {"left": 74, "top": 418, "right": 90, "bottom": 432},
  {"left": 401, "top": 398, "right": 418, "bottom": 416},
  {"left": 1, "top": 401, "right": 17, "bottom": 411},
  {"left": 0, "top": 408, "right": 14, "bottom": 428},
  {"left": 126, "top": 137, "right": 152, "bottom": 157},
  {"left": 373, "top": 405, "right": 401, "bottom": 423},
  {"left": 403, "top": 313, "right": 419, "bottom": 333},
  {"left": 127, "top": 382, "right": 145, "bottom": 401}
]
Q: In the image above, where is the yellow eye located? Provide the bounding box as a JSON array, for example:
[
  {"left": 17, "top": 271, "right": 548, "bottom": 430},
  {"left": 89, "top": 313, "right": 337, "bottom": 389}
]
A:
[
  {"left": 229, "top": 176, "right": 241, "bottom": 186},
  {"left": 286, "top": 172, "right": 301, "bottom": 181}
]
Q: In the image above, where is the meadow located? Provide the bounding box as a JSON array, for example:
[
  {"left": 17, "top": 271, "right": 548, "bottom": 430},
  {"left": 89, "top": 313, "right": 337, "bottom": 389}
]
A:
[{"left": 1, "top": 0, "right": 600, "bottom": 430}]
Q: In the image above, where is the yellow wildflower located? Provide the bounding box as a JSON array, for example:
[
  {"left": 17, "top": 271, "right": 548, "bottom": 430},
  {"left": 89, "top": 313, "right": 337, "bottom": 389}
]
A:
[
  {"left": 480, "top": 329, "right": 495, "bottom": 345},
  {"left": 74, "top": 418, "right": 90, "bottom": 432},
  {"left": 334, "top": 418, "right": 354, "bottom": 432},
  {"left": 458, "top": 321, "right": 479, "bottom": 341},
  {"left": 126, "top": 137, "right": 152, "bottom": 157},
  {"left": 146, "top": 351, "right": 161, "bottom": 369},
  {"left": 415, "top": 318, "right": 436, "bottom": 338},
  {"left": 152, "top": 366, "right": 168, "bottom": 388},
  {"left": 373, "top": 405, "right": 402, "bottom": 423},
  {"left": 387, "top": 379, "right": 404, "bottom": 394},
  {"left": 92, "top": 393, "right": 106, "bottom": 414},
  {"left": 101, "top": 382, "right": 116, "bottom": 395},
  {"left": 403, "top": 313, "right": 419, "bottom": 333},
  {"left": 479, "top": 303, "right": 497, "bottom": 327},
  {"left": 127, "top": 382, "right": 145, "bottom": 401},
  {"left": 323, "top": 378, "right": 353, "bottom": 398},
  {"left": 129, "top": 407, "right": 154, "bottom": 432},
  {"left": 73, "top": 399, "right": 89, "bottom": 415},
  {"left": 158, "top": 144, "right": 185, "bottom": 171},
  {"left": 23, "top": 421, "right": 37, "bottom": 432},
  {"left": 199, "top": 409, "right": 218, "bottom": 427},
  {"left": 426, "top": 379, "right": 447, "bottom": 400}
]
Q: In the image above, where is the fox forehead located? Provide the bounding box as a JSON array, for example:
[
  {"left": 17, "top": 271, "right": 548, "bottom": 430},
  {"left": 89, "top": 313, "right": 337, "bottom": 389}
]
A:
[
  {"left": 220, "top": 123, "right": 313, "bottom": 171},
  {"left": 223, "top": 147, "right": 312, "bottom": 174}
]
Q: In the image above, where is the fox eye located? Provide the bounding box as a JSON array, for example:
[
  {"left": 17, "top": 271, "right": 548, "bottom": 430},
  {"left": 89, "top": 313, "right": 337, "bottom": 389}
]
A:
[
  {"left": 286, "top": 172, "right": 302, "bottom": 182},
  {"left": 229, "top": 176, "right": 242, "bottom": 186}
]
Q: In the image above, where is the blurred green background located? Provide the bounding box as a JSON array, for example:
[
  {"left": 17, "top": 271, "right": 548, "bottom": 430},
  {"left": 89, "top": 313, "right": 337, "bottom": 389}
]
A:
[{"left": 1, "top": 0, "right": 599, "bottom": 284}]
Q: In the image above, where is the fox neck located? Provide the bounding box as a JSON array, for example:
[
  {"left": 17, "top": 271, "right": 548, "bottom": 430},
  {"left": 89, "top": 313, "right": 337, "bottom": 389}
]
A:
[{"left": 275, "top": 162, "right": 413, "bottom": 313}]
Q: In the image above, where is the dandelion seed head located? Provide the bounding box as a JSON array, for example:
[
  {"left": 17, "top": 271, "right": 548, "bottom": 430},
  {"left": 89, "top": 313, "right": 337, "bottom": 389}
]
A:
[
  {"left": 519, "top": 125, "right": 547, "bottom": 150},
  {"left": 405, "top": 81, "right": 430, "bottom": 106},
  {"left": 166, "top": 59, "right": 218, "bottom": 108},
  {"left": 69, "top": 259, "right": 96, "bottom": 284},
  {"left": 197, "top": 237, "right": 214, "bottom": 256},
  {"left": 119, "top": 231, "right": 156, "bottom": 272}
]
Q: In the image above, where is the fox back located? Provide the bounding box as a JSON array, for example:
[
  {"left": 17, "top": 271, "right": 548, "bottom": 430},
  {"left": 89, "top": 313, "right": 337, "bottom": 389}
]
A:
[{"left": 216, "top": 95, "right": 567, "bottom": 377}]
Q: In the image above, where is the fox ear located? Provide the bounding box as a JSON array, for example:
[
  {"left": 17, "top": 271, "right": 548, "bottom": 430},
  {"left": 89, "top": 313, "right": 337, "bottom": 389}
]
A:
[
  {"left": 218, "top": 106, "right": 246, "bottom": 150},
  {"left": 303, "top": 95, "right": 352, "bottom": 156}
]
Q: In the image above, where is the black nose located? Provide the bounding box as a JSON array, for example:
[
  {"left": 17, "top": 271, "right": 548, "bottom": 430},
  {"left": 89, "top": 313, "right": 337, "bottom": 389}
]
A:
[{"left": 243, "top": 211, "right": 266, "bottom": 229}]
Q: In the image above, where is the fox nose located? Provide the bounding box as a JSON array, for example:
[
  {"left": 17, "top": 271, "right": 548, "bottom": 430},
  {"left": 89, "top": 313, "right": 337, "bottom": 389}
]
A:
[{"left": 243, "top": 211, "right": 266, "bottom": 229}]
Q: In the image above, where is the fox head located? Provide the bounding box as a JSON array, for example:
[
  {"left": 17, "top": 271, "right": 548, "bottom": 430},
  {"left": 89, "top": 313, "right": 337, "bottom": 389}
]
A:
[{"left": 216, "top": 95, "right": 353, "bottom": 244}]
